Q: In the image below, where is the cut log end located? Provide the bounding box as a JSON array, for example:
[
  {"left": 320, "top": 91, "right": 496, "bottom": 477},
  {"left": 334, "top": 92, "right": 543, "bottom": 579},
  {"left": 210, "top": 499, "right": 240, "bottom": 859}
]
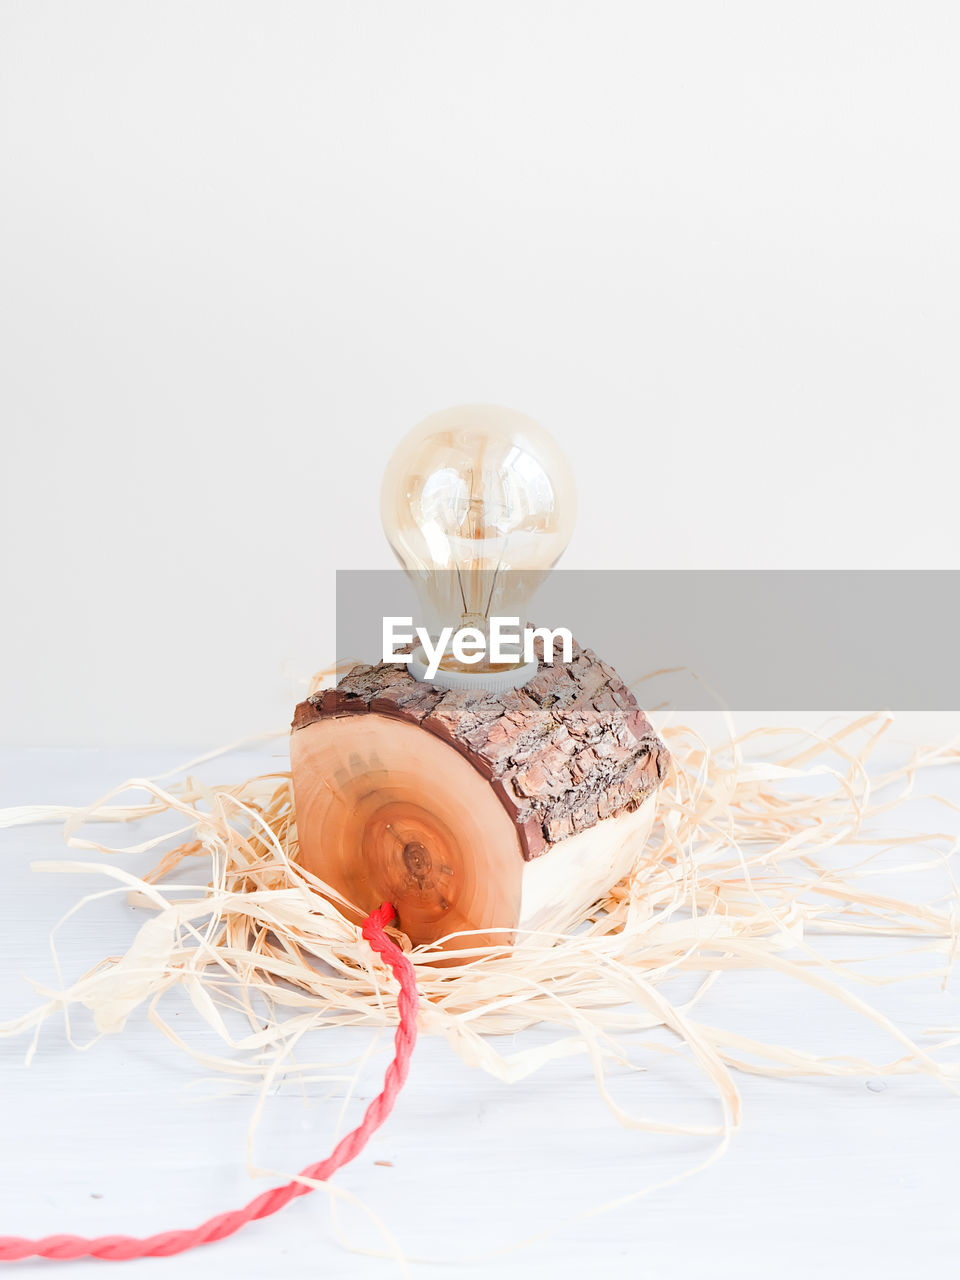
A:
[{"left": 292, "top": 713, "right": 522, "bottom": 952}]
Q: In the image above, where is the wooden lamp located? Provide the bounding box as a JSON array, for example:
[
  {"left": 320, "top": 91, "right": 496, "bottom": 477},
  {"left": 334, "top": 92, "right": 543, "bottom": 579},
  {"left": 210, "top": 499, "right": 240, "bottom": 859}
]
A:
[{"left": 291, "top": 406, "right": 668, "bottom": 956}]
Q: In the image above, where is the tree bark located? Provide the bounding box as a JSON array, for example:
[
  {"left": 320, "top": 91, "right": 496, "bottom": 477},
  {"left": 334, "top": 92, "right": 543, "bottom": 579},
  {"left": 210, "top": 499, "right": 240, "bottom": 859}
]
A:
[{"left": 293, "top": 637, "right": 668, "bottom": 862}]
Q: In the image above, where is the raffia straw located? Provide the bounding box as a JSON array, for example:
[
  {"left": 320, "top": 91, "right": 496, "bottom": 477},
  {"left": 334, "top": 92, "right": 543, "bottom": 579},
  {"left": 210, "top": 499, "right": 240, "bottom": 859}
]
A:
[{"left": 3, "top": 693, "right": 960, "bottom": 1259}]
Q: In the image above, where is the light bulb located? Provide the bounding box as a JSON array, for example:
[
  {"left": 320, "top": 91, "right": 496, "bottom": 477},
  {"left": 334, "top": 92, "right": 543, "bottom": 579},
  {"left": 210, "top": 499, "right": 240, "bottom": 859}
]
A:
[{"left": 380, "top": 404, "right": 577, "bottom": 690}]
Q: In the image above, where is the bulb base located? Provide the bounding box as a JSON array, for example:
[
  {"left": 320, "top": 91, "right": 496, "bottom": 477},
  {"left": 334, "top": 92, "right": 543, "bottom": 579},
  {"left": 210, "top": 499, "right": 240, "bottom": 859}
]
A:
[{"left": 406, "top": 647, "right": 540, "bottom": 694}]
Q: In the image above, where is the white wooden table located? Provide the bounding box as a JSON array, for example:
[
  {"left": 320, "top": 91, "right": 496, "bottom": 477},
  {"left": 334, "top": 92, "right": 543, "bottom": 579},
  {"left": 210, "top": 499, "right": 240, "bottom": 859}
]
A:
[{"left": 2, "top": 747, "right": 958, "bottom": 1278}]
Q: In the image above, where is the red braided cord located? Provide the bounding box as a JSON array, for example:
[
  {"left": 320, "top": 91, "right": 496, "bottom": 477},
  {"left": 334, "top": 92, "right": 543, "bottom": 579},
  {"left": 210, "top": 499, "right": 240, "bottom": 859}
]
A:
[{"left": 0, "top": 903, "right": 417, "bottom": 1262}]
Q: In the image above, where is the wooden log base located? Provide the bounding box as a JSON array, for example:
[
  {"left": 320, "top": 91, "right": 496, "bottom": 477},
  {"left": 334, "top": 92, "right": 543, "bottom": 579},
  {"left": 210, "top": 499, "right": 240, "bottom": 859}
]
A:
[{"left": 291, "top": 638, "right": 669, "bottom": 956}]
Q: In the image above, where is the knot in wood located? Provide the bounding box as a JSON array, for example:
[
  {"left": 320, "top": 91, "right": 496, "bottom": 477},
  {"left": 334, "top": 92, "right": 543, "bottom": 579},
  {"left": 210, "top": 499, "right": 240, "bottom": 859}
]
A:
[{"left": 402, "top": 841, "right": 432, "bottom": 882}]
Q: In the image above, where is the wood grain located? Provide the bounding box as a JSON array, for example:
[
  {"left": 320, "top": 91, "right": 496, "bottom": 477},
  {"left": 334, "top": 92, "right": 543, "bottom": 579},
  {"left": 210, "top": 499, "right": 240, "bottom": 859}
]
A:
[{"left": 291, "top": 713, "right": 523, "bottom": 952}]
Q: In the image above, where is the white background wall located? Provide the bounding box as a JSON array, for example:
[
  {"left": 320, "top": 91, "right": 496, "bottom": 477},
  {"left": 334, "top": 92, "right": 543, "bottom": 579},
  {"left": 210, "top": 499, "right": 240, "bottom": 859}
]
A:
[{"left": 1, "top": 2, "right": 958, "bottom": 747}]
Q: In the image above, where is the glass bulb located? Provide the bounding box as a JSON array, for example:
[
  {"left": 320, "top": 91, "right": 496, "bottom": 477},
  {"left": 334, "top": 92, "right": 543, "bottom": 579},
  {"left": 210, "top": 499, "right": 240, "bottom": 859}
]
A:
[{"left": 381, "top": 404, "right": 577, "bottom": 682}]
